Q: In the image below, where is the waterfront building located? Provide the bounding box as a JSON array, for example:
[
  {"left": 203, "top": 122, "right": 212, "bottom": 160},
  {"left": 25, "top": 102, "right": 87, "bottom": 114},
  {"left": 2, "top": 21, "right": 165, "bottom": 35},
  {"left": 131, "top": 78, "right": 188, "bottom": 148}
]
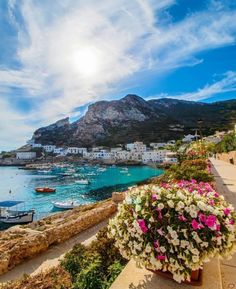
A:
[
  {"left": 115, "top": 150, "right": 131, "bottom": 160},
  {"left": 164, "top": 151, "right": 178, "bottom": 164},
  {"left": 142, "top": 150, "right": 171, "bottom": 163},
  {"left": 43, "top": 145, "right": 56, "bottom": 153},
  {"left": 150, "top": 142, "right": 167, "bottom": 149},
  {"left": 16, "top": 150, "right": 36, "bottom": 160},
  {"left": 126, "top": 141, "right": 146, "bottom": 152},
  {"left": 67, "top": 147, "right": 87, "bottom": 154},
  {"left": 111, "top": 147, "right": 123, "bottom": 153}
]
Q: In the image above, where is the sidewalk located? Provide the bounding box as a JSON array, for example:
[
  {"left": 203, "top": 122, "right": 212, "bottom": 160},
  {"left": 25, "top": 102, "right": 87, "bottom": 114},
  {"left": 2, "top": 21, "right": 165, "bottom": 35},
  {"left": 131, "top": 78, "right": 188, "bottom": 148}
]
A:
[
  {"left": 210, "top": 158, "right": 236, "bottom": 207},
  {"left": 210, "top": 158, "right": 236, "bottom": 289}
]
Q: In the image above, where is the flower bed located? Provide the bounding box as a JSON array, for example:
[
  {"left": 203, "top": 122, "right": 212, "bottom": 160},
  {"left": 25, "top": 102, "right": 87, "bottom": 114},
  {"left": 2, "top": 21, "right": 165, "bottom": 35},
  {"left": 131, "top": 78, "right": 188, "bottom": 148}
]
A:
[{"left": 108, "top": 181, "right": 236, "bottom": 283}]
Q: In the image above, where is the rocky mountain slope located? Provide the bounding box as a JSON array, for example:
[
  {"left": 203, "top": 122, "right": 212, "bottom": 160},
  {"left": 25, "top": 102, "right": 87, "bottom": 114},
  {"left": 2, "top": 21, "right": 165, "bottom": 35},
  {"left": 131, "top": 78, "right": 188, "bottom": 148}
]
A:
[{"left": 32, "top": 95, "right": 236, "bottom": 147}]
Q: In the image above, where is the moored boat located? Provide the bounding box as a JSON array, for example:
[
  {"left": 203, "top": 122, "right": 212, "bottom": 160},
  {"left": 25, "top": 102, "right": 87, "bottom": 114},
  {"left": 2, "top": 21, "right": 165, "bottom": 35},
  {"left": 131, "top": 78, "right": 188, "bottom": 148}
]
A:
[
  {"left": 52, "top": 200, "right": 80, "bottom": 209},
  {"left": 75, "top": 179, "right": 90, "bottom": 185},
  {"left": 35, "top": 187, "right": 56, "bottom": 193},
  {"left": 0, "top": 201, "right": 35, "bottom": 224}
]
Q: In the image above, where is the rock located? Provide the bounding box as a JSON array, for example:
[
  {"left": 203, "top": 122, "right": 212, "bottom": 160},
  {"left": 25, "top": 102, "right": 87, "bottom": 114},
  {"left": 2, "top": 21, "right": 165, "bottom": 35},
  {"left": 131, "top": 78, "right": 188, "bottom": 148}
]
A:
[{"left": 31, "top": 95, "right": 236, "bottom": 147}]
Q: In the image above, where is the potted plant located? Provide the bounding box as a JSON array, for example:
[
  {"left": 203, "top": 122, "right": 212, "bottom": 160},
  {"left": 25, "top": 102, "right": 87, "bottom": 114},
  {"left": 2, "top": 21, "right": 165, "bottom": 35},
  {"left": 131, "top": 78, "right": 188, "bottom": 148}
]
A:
[{"left": 108, "top": 180, "right": 236, "bottom": 284}]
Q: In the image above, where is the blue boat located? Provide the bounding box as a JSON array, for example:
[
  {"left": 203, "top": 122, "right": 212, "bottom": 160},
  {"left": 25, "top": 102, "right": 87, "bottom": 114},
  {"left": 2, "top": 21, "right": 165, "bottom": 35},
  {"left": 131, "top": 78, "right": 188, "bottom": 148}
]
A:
[{"left": 0, "top": 200, "right": 35, "bottom": 224}]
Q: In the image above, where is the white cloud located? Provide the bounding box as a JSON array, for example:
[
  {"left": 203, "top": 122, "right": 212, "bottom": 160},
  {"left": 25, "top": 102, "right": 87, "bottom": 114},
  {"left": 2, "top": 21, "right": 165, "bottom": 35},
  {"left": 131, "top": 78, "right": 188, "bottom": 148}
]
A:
[
  {"left": 152, "top": 71, "right": 236, "bottom": 101},
  {"left": 1, "top": 0, "right": 236, "bottom": 149}
]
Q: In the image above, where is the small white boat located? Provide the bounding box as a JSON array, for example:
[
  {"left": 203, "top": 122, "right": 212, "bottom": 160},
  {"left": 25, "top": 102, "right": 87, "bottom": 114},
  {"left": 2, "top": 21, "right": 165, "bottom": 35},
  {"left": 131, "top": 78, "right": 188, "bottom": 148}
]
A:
[
  {"left": 75, "top": 179, "right": 90, "bottom": 185},
  {"left": 97, "top": 168, "right": 106, "bottom": 172},
  {"left": 87, "top": 172, "right": 96, "bottom": 176},
  {"left": 0, "top": 201, "right": 35, "bottom": 224},
  {"left": 38, "top": 170, "right": 51, "bottom": 174},
  {"left": 52, "top": 200, "right": 79, "bottom": 209}
]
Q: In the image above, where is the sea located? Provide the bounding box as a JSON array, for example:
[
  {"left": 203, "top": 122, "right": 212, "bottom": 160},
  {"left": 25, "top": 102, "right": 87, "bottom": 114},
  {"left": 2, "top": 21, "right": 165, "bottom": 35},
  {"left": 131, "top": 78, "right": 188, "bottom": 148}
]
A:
[{"left": 0, "top": 165, "right": 163, "bottom": 221}]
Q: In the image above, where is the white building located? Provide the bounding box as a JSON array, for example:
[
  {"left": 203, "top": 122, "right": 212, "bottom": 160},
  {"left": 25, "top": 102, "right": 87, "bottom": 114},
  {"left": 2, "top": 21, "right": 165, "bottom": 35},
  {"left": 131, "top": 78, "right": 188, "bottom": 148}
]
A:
[
  {"left": 150, "top": 143, "right": 167, "bottom": 149},
  {"left": 16, "top": 151, "right": 36, "bottom": 160},
  {"left": 115, "top": 150, "right": 131, "bottom": 160},
  {"left": 111, "top": 147, "right": 122, "bottom": 153},
  {"left": 142, "top": 150, "right": 173, "bottom": 163},
  {"left": 53, "top": 147, "right": 65, "bottom": 155},
  {"left": 126, "top": 142, "right": 146, "bottom": 152},
  {"left": 203, "top": 136, "right": 221, "bottom": 144},
  {"left": 164, "top": 152, "right": 178, "bottom": 164},
  {"left": 182, "top": 134, "right": 196, "bottom": 143},
  {"left": 43, "top": 145, "right": 56, "bottom": 153}
]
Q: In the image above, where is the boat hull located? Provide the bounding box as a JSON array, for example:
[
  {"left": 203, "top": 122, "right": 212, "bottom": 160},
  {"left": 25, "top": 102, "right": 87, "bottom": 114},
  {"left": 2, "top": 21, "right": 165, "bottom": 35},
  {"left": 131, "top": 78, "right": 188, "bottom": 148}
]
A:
[{"left": 0, "top": 211, "right": 34, "bottom": 224}]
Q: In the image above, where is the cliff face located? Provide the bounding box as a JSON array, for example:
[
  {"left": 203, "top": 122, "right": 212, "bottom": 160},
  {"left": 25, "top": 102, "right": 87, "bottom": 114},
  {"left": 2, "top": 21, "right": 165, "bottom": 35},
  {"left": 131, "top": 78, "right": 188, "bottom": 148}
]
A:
[{"left": 32, "top": 95, "right": 236, "bottom": 146}]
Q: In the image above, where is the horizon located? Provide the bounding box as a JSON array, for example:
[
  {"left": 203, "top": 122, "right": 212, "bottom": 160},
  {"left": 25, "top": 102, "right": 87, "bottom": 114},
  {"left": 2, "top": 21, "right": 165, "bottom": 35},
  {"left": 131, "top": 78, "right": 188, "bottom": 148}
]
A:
[{"left": 1, "top": 0, "right": 236, "bottom": 151}]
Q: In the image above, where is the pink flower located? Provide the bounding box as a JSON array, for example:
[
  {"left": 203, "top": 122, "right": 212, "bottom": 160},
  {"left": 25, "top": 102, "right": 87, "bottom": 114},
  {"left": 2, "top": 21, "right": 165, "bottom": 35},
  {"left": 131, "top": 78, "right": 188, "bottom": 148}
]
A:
[
  {"left": 229, "top": 219, "right": 235, "bottom": 225},
  {"left": 223, "top": 208, "right": 231, "bottom": 216},
  {"left": 209, "top": 200, "right": 215, "bottom": 206},
  {"left": 214, "top": 193, "right": 219, "bottom": 198},
  {"left": 154, "top": 240, "right": 160, "bottom": 251},
  {"left": 157, "top": 228, "right": 164, "bottom": 235},
  {"left": 205, "top": 215, "right": 217, "bottom": 228},
  {"left": 156, "top": 208, "right": 163, "bottom": 220},
  {"left": 198, "top": 213, "right": 206, "bottom": 223},
  {"left": 216, "top": 224, "right": 221, "bottom": 231},
  {"left": 137, "top": 219, "right": 148, "bottom": 233},
  {"left": 156, "top": 254, "right": 166, "bottom": 261},
  {"left": 178, "top": 215, "right": 187, "bottom": 222},
  {"left": 152, "top": 194, "right": 158, "bottom": 201},
  {"left": 191, "top": 219, "right": 201, "bottom": 230}
]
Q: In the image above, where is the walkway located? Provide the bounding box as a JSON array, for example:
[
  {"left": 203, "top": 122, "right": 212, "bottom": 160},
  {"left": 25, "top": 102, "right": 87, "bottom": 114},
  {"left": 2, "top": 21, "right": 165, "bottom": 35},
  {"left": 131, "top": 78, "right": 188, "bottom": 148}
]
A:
[
  {"left": 0, "top": 218, "right": 109, "bottom": 283},
  {"left": 210, "top": 158, "right": 236, "bottom": 289}
]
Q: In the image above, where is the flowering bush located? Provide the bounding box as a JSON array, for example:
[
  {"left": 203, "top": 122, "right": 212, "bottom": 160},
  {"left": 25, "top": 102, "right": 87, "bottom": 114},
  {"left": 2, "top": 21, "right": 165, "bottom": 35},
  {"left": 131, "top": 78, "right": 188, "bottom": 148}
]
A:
[{"left": 108, "top": 181, "right": 236, "bottom": 283}]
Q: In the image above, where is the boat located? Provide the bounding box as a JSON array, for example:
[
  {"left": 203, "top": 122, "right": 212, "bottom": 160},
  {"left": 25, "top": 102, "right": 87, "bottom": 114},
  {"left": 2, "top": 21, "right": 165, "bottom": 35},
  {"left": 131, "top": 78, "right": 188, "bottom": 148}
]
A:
[
  {"left": 75, "top": 179, "right": 90, "bottom": 185},
  {"left": 59, "top": 172, "right": 73, "bottom": 177},
  {"left": 0, "top": 201, "right": 35, "bottom": 224},
  {"left": 35, "top": 187, "right": 56, "bottom": 193},
  {"left": 37, "top": 170, "right": 51, "bottom": 174},
  {"left": 52, "top": 200, "right": 80, "bottom": 209},
  {"left": 97, "top": 168, "right": 106, "bottom": 172}
]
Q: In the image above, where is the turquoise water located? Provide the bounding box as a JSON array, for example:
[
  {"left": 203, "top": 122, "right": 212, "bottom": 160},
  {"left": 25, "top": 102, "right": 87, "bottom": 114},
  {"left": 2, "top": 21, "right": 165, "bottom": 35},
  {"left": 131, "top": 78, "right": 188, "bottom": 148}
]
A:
[{"left": 0, "top": 165, "right": 163, "bottom": 220}]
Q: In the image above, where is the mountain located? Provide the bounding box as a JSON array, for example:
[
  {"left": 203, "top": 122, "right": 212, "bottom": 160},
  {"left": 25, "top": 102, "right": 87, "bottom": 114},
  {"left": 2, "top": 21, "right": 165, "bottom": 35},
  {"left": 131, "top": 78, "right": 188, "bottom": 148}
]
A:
[{"left": 32, "top": 95, "right": 236, "bottom": 147}]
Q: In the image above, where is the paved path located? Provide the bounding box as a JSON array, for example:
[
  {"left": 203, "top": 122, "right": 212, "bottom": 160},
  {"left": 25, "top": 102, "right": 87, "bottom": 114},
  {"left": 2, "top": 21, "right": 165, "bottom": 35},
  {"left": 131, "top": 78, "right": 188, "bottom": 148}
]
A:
[
  {"left": 210, "top": 158, "right": 236, "bottom": 289},
  {"left": 0, "top": 218, "right": 109, "bottom": 283}
]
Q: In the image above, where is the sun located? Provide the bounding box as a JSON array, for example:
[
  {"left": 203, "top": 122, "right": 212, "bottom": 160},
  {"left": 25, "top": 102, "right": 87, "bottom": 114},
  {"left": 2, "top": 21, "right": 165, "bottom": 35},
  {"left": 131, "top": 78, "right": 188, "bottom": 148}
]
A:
[{"left": 72, "top": 47, "right": 101, "bottom": 77}]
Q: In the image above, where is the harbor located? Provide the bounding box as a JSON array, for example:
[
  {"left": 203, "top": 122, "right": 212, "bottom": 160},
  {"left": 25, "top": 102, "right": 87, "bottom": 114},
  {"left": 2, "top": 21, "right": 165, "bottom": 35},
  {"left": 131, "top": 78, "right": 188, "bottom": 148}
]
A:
[{"left": 0, "top": 164, "right": 163, "bottom": 226}]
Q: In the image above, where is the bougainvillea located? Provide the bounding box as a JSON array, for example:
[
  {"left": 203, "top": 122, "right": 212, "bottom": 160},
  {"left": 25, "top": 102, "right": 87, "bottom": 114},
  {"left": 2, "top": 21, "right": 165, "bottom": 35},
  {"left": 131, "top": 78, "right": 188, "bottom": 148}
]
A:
[{"left": 108, "top": 181, "right": 236, "bottom": 283}]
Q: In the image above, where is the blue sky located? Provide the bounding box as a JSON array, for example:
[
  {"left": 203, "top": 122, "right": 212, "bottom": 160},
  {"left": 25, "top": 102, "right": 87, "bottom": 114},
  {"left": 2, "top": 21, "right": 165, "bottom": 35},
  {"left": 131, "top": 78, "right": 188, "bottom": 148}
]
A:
[{"left": 0, "top": 0, "right": 236, "bottom": 150}]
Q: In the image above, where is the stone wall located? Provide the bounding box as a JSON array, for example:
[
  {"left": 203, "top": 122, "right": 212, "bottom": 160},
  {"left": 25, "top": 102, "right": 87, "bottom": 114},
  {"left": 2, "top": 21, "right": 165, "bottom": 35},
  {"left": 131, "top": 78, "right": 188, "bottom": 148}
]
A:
[
  {"left": 0, "top": 200, "right": 117, "bottom": 276},
  {"left": 216, "top": 151, "right": 236, "bottom": 165}
]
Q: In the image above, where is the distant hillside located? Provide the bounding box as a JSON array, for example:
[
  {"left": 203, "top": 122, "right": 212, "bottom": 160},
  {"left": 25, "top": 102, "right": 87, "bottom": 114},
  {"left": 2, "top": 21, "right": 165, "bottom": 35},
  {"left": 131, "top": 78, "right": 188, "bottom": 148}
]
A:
[{"left": 32, "top": 95, "right": 236, "bottom": 147}]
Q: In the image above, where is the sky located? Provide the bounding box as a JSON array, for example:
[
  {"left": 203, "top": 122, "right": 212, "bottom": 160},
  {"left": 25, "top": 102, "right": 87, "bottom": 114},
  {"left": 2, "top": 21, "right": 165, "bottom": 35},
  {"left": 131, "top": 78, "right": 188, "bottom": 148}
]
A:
[{"left": 0, "top": 0, "right": 236, "bottom": 151}]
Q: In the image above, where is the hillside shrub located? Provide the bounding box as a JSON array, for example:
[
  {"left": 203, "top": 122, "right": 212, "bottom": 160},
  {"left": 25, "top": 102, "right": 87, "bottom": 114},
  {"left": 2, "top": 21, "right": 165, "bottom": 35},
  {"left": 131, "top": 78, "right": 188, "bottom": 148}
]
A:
[
  {"left": 61, "top": 227, "right": 127, "bottom": 289},
  {"left": 215, "top": 133, "right": 236, "bottom": 153}
]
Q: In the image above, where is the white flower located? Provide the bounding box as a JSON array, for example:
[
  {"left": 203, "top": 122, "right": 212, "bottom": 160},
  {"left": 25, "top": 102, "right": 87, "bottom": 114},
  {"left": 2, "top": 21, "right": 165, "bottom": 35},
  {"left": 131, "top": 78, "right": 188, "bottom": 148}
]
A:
[
  {"left": 158, "top": 203, "right": 164, "bottom": 210},
  {"left": 149, "top": 216, "right": 155, "bottom": 222},
  {"left": 172, "top": 239, "right": 180, "bottom": 246},
  {"left": 160, "top": 246, "right": 166, "bottom": 253},
  {"left": 192, "top": 255, "right": 199, "bottom": 263},
  {"left": 167, "top": 200, "right": 174, "bottom": 208}
]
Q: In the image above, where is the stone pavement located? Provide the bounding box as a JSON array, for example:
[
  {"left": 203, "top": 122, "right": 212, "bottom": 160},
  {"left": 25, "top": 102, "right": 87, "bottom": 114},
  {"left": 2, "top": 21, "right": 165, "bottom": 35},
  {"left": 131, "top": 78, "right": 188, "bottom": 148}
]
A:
[
  {"left": 210, "top": 158, "right": 236, "bottom": 289},
  {"left": 110, "top": 258, "right": 222, "bottom": 289}
]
